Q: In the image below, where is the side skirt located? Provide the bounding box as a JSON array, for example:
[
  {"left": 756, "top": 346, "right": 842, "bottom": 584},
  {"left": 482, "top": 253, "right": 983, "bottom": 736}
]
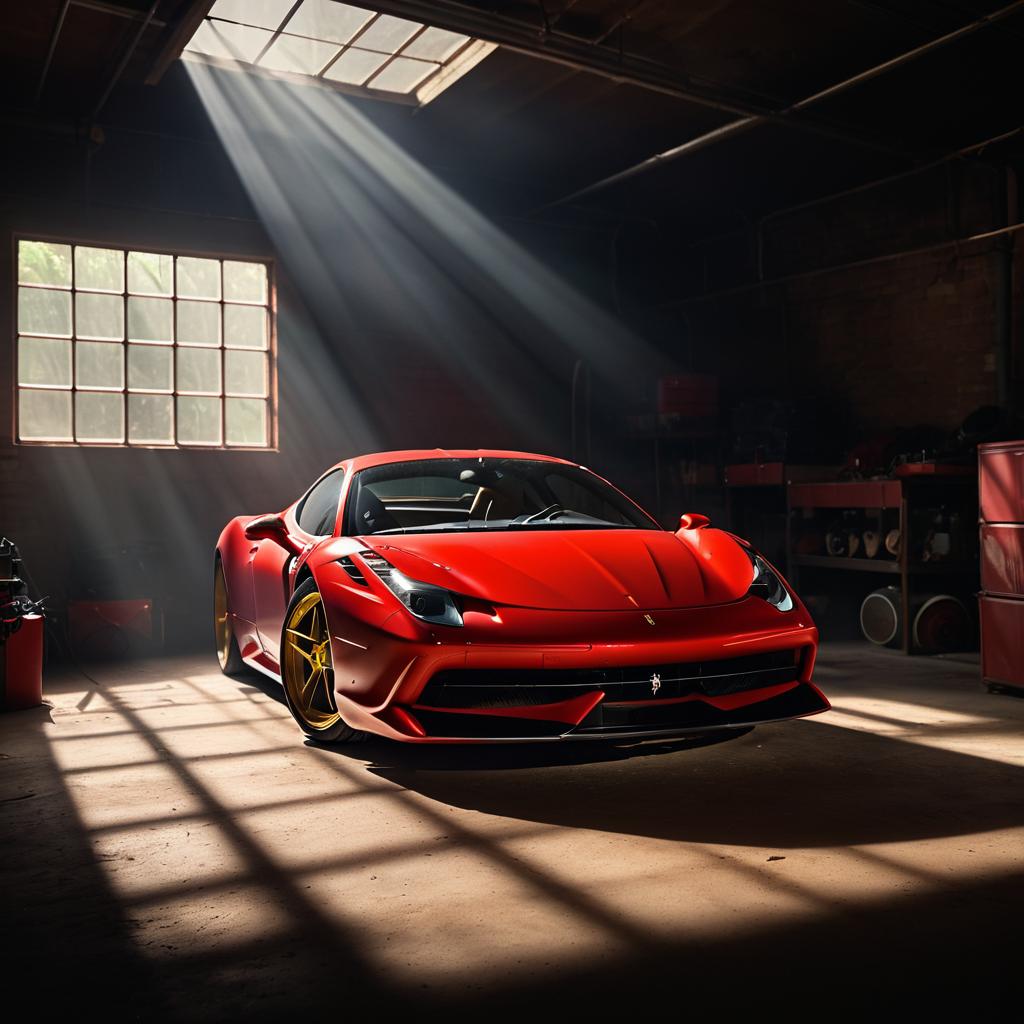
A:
[{"left": 242, "top": 651, "right": 282, "bottom": 685}]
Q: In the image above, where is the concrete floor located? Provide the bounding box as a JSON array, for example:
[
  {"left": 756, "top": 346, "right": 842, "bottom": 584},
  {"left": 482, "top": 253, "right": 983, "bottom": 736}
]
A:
[{"left": 2, "top": 641, "right": 1022, "bottom": 1019}]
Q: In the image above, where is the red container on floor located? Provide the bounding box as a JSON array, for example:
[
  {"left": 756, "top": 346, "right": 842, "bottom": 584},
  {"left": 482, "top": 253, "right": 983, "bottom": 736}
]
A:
[
  {"left": 2, "top": 613, "right": 43, "bottom": 711},
  {"left": 68, "top": 598, "right": 159, "bottom": 659}
]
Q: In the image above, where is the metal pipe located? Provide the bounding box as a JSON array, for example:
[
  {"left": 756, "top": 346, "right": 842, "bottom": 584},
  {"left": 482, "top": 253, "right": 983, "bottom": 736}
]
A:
[
  {"left": 547, "top": 0, "right": 1024, "bottom": 208},
  {"left": 570, "top": 358, "right": 591, "bottom": 464},
  {"left": 35, "top": 0, "right": 71, "bottom": 107},
  {"left": 791, "top": 2, "right": 1022, "bottom": 111},
  {"left": 760, "top": 125, "right": 1024, "bottom": 227},
  {"left": 994, "top": 168, "right": 1016, "bottom": 412},
  {"left": 994, "top": 244, "right": 1013, "bottom": 410},
  {"left": 549, "top": 115, "right": 762, "bottom": 211},
  {"left": 663, "top": 124, "right": 1024, "bottom": 256},
  {"left": 591, "top": 0, "right": 654, "bottom": 46},
  {"left": 652, "top": 219, "right": 1024, "bottom": 308},
  {"left": 90, "top": 0, "right": 160, "bottom": 122}
]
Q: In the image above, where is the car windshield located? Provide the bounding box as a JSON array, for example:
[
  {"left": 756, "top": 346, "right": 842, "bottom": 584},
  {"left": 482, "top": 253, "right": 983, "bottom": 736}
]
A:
[{"left": 344, "top": 458, "right": 657, "bottom": 536}]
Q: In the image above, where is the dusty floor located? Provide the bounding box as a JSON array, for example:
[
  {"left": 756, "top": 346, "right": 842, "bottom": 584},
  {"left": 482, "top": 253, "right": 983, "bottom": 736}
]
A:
[{"left": 2, "top": 641, "right": 1022, "bottom": 1019}]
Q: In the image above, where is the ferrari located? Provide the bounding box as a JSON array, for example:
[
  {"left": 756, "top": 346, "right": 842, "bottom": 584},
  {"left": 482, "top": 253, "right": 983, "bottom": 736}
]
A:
[{"left": 215, "top": 449, "right": 828, "bottom": 743}]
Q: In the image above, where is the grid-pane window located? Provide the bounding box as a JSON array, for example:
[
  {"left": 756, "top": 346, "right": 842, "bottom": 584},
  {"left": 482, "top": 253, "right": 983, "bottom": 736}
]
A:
[{"left": 16, "top": 240, "right": 273, "bottom": 448}]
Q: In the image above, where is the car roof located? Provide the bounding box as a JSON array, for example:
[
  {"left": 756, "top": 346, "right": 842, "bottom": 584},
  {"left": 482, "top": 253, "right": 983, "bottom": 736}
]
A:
[{"left": 332, "top": 449, "right": 576, "bottom": 474}]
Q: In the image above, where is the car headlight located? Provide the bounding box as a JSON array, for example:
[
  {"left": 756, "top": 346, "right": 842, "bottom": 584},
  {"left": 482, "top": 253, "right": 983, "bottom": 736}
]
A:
[
  {"left": 745, "top": 549, "right": 794, "bottom": 612},
  {"left": 358, "top": 551, "right": 463, "bottom": 627}
]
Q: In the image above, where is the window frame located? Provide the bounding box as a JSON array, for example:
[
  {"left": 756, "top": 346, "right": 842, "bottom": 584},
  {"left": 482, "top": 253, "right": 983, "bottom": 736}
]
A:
[
  {"left": 12, "top": 232, "right": 278, "bottom": 451},
  {"left": 180, "top": 7, "right": 496, "bottom": 109}
]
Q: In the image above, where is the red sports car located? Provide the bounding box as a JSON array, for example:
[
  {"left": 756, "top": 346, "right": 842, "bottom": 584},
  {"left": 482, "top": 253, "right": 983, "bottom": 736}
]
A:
[{"left": 215, "top": 449, "right": 828, "bottom": 743}]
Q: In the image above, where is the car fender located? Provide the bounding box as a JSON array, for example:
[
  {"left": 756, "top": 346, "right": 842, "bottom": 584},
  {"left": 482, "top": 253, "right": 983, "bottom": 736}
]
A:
[{"left": 216, "top": 516, "right": 258, "bottom": 623}]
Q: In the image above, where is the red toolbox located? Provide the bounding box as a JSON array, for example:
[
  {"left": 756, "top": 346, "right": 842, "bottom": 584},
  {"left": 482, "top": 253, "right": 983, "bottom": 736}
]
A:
[{"left": 979, "top": 441, "right": 1024, "bottom": 691}]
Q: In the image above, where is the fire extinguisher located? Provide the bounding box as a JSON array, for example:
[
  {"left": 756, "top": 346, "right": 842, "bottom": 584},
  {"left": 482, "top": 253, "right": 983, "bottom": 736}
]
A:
[{"left": 1, "top": 538, "right": 46, "bottom": 711}]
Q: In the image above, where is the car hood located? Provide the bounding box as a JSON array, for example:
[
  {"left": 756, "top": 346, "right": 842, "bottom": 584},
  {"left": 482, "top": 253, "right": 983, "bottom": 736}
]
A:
[{"left": 359, "top": 527, "right": 753, "bottom": 611}]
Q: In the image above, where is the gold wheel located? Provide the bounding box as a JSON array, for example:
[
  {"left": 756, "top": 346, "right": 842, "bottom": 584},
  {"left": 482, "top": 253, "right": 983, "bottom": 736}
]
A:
[
  {"left": 283, "top": 589, "right": 341, "bottom": 732},
  {"left": 214, "top": 561, "right": 233, "bottom": 670}
]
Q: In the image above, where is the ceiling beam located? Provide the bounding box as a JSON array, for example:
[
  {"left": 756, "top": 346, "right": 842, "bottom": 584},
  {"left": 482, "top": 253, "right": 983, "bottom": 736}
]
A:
[
  {"left": 90, "top": 0, "right": 161, "bottom": 120},
  {"left": 357, "top": 1, "right": 871, "bottom": 122},
  {"left": 137, "top": 0, "right": 937, "bottom": 168},
  {"left": 547, "top": 0, "right": 1024, "bottom": 208},
  {"left": 148, "top": 0, "right": 770, "bottom": 114},
  {"left": 34, "top": 0, "right": 71, "bottom": 107},
  {"left": 364, "top": 1, "right": 937, "bottom": 168},
  {"left": 71, "top": 1, "right": 167, "bottom": 28},
  {"left": 144, "top": 0, "right": 213, "bottom": 84}
]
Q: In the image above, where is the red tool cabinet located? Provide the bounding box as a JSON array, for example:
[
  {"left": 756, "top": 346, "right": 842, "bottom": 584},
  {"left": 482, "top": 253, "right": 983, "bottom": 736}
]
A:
[{"left": 979, "top": 441, "right": 1024, "bottom": 691}]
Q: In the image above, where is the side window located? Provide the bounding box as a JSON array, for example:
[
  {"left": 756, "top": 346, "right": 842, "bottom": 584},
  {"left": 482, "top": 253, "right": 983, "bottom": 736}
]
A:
[{"left": 296, "top": 469, "right": 344, "bottom": 536}]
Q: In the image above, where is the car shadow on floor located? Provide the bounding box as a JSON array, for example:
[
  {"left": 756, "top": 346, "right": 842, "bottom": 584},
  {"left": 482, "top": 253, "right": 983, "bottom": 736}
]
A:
[
  {"left": 242, "top": 670, "right": 1024, "bottom": 848},
  {"left": 361, "top": 719, "right": 1024, "bottom": 848}
]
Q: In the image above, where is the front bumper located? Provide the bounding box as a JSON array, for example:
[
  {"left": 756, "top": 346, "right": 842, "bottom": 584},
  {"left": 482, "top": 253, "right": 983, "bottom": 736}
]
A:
[{"left": 321, "top": 581, "right": 826, "bottom": 742}]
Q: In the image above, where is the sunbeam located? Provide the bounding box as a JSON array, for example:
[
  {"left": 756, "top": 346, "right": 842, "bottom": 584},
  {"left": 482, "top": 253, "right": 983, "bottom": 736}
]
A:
[{"left": 185, "top": 60, "right": 667, "bottom": 455}]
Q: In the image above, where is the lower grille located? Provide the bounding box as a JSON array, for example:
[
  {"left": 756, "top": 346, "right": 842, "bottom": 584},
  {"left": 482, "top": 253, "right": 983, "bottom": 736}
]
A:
[
  {"left": 417, "top": 648, "right": 803, "bottom": 710},
  {"left": 572, "top": 682, "right": 825, "bottom": 736},
  {"left": 407, "top": 682, "right": 827, "bottom": 739}
]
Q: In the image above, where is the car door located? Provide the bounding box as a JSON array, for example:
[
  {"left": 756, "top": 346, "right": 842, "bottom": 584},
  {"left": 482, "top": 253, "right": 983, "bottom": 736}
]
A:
[{"left": 252, "top": 468, "right": 345, "bottom": 664}]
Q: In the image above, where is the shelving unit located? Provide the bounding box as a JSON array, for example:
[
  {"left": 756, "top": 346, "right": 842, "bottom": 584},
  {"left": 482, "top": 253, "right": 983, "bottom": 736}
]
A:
[
  {"left": 787, "top": 474, "right": 977, "bottom": 654},
  {"left": 725, "top": 462, "right": 838, "bottom": 566}
]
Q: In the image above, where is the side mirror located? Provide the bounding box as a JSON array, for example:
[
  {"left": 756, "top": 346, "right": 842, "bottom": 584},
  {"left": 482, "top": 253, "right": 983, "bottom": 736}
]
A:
[
  {"left": 244, "top": 514, "right": 301, "bottom": 552},
  {"left": 678, "top": 512, "right": 711, "bottom": 531}
]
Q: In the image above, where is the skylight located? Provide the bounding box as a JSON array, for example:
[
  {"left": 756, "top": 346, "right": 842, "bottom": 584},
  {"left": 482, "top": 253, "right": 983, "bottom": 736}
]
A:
[{"left": 182, "top": 1, "right": 496, "bottom": 106}]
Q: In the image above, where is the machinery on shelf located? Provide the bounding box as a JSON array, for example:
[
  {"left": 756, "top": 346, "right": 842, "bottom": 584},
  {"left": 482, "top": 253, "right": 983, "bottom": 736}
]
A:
[
  {"left": 787, "top": 472, "right": 978, "bottom": 655},
  {"left": 860, "top": 586, "right": 972, "bottom": 652}
]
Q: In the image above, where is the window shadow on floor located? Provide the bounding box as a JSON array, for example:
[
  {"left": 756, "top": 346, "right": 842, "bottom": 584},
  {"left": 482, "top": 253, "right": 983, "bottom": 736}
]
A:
[{"left": 8, "top": 657, "right": 1020, "bottom": 1020}]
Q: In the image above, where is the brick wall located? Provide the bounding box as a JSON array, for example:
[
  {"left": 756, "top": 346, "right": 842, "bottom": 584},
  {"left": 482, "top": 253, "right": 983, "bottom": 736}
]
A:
[
  {"left": 632, "top": 160, "right": 1019, "bottom": 440},
  {"left": 783, "top": 243, "right": 1003, "bottom": 434}
]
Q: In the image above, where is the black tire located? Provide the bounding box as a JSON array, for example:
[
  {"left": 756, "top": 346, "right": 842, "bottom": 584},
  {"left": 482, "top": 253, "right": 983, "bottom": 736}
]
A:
[
  {"left": 280, "top": 577, "right": 366, "bottom": 744},
  {"left": 215, "top": 557, "right": 246, "bottom": 676}
]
